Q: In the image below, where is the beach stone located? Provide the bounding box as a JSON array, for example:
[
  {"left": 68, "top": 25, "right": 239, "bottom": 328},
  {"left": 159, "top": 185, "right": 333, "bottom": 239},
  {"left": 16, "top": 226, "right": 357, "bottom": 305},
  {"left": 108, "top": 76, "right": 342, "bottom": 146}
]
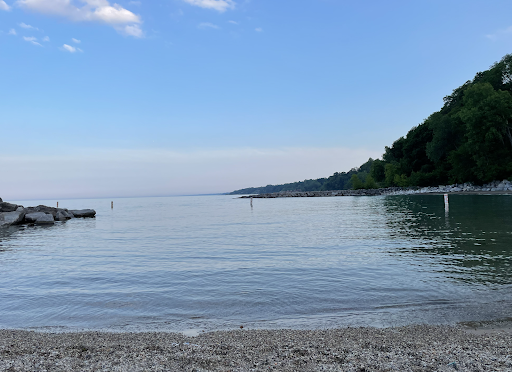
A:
[
  {"left": 70, "top": 209, "right": 96, "bottom": 218},
  {"left": 0, "top": 209, "right": 27, "bottom": 227},
  {"left": 25, "top": 212, "right": 55, "bottom": 224}
]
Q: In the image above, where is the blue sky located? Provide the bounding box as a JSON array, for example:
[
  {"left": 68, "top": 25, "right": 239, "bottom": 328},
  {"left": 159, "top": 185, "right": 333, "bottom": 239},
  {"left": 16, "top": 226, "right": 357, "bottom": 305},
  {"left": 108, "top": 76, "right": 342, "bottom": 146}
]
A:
[{"left": 2, "top": 0, "right": 512, "bottom": 199}]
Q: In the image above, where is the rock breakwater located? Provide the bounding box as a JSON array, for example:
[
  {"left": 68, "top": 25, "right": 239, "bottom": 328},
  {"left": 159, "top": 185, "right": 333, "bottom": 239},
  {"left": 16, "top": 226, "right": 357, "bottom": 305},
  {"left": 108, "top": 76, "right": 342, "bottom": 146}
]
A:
[
  {"left": 240, "top": 179, "right": 512, "bottom": 198},
  {"left": 0, "top": 198, "right": 96, "bottom": 228}
]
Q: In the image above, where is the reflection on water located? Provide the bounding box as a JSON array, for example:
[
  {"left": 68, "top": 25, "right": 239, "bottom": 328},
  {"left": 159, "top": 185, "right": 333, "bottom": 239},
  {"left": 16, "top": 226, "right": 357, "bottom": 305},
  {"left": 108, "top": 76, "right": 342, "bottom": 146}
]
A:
[
  {"left": 0, "top": 195, "right": 511, "bottom": 331},
  {"left": 383, "top": 195, "right": 512, "bottom": 286}
]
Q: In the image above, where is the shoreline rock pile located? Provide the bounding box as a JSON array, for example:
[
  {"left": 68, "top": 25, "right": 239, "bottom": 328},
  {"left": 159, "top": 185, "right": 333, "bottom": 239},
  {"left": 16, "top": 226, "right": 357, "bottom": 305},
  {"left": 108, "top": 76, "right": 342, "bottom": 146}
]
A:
[
  {"left": 0, "top": 197, "right": 96, "bottom": 228},
  {"left": 240, "top": 179, "right": 512, "bottom": 198}
]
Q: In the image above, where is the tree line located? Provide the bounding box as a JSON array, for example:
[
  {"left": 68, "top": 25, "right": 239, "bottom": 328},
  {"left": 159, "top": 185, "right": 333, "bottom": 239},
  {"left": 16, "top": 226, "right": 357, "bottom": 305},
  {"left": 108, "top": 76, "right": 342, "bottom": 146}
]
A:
[{"left": 230, "top": 54, "right": 512, "bottom": 195}]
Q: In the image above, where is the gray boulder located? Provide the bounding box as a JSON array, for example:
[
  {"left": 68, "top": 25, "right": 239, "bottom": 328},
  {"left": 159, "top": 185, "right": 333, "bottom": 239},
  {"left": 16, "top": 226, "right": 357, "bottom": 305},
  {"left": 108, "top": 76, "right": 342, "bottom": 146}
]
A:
[
  {"left": 69, "top": 209, "right": 96, "bottom": 218},
  {"left": 26, "top": 205, "right": 59, "bottom": 218},
  {"left": 0, "top": 208, "right": 27, "bottom": 228},
  {"left": 0, "top": 202, "right": 20, "bottom": 212},
  {"left": 25, "top": 212, "right": 55, "bottom": 224},
  {"left": 56, "top": 209, "right": 74, "bottom": 221}
]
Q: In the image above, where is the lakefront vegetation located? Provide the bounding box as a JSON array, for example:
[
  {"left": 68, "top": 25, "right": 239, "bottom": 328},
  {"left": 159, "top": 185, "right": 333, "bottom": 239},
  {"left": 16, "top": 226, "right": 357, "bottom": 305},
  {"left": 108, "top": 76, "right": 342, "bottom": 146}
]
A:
[{"left": 231, "top": 54, "right": 512, "bottom": 195}]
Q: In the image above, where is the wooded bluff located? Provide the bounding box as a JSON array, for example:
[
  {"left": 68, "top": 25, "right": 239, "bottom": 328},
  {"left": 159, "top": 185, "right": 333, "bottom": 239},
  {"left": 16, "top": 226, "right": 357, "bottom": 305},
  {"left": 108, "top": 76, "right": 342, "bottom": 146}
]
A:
[{"left": 230, "top": 54, "right": 512, "bottom": 195}]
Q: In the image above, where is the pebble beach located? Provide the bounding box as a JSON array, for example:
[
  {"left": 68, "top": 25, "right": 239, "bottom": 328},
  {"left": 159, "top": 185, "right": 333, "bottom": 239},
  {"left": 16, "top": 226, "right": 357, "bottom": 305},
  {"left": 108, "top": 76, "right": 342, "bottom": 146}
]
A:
[{"left": 1, "top": 325, "right": 511, "bottom": 371}]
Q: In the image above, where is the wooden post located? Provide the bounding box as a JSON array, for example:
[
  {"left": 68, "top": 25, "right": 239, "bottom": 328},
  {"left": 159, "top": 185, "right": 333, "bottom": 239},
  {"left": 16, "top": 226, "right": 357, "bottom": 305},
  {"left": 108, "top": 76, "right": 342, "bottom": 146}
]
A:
[
  {"left": 250, "top": 197, "right": 253, "bottom": 207},
  {"left": 111, "top": 201, "right": 114, "bottom": 209},
  {"left": 57, "top": 201, "right": 59, "bottom": 208}
]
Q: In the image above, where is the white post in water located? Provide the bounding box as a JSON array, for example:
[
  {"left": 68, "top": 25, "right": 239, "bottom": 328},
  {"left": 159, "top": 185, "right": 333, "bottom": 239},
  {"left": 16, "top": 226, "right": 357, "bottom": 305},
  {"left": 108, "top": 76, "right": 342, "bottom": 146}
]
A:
[{"left": 444, "top": 193, "right": 449, "bottom": 212}]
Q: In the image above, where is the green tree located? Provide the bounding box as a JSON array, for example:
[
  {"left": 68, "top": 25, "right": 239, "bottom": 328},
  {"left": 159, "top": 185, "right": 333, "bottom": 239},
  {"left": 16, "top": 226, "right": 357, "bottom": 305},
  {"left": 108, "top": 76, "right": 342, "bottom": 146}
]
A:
[
  {"left": 364, "top": 174, "right": 377, "bottom": 189},
  {"left": 458, "top": 82, "right": 512, "bottom": 182},
  {"left": 350, "top": 174, "right": 365, "bottom": 189},
  {"left": 370, "top": 159, "right": 386, "bottom": 183}
]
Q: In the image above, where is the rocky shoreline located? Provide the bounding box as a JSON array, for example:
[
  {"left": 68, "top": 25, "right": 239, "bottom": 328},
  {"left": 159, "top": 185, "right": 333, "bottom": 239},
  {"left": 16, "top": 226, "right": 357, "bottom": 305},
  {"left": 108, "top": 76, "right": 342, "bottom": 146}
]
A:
[
  {"left": 1, "top": 325, "right": 511, "bottom": 371},
  {"left": 240, "top": 179, "right": 512, "bottom": 198},
  {"left": 0, "top": 197, "right": 96, "bottom": 228}
]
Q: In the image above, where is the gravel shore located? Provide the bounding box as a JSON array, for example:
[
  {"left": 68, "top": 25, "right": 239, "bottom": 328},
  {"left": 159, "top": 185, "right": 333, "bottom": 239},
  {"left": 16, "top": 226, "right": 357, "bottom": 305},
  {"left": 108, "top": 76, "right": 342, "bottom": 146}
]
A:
[{"left": 1, "top": 325, "right": 511, "bottom": 371}]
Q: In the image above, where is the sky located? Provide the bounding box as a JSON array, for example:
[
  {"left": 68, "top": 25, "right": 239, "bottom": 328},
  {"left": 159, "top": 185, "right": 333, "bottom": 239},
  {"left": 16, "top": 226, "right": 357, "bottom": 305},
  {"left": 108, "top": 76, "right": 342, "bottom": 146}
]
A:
[{"left": 2, "top": 0, "right": 512, "bottom": 199}]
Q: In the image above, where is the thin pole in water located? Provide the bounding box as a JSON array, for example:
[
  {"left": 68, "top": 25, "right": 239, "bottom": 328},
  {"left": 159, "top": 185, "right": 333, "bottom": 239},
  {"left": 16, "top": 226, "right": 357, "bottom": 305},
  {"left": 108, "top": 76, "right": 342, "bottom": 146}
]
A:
[
  {"left": 250, "top": 197, "right": 253, "bottom": 208},
  {"left": 111, "top": 201, "right": 114, "bottom": 209},
  {"left": 444, "top": 193, "right": 449, "bottom": 212},
  {"left": 57, "top": 201, "right": 58, "bottom": 208}
]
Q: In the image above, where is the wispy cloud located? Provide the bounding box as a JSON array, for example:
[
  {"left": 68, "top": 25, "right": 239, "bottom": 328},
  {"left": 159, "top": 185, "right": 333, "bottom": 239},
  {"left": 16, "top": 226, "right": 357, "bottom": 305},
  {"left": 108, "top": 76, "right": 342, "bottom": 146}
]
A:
[
  {"left": 16, "top": 0, "right": 143, "bottom": 37},
  {"left": 486, "top": 26, "right": 512, "bottom": 41},
  {"left": 182, "top": 0, "right": 235, "bottom": 12},
  {"left": 23, "top": 36, "right": 42, "bottom": 46},
  {"left": 198, "top": 22, "right": 219, "bottom": 30},
  {"left": 8, "top": 28, "right": 16, "bottom": 35},
  {"left": 62, "top": 43, "right": 83, "bottom": 53},
  {"left": 19, "top": 22, "right": 38, "bottom": 30},
  {"left": 42, "top": 35, "right": 49, "bottom": 41},
  {"left": 0, "top": 0, "right": 10, "bottom": 11},
  {"left": 228, "top": 20, "right": 238, "bottom": 25},
  {"left": 72, "top": 38, "right": 81, "bottom": 43},
  {"left": 255, "top": 27, "right": 263, "bottom": 32},
  {"left": 123, "top": 24, "right": 143, "bottom": 38}
]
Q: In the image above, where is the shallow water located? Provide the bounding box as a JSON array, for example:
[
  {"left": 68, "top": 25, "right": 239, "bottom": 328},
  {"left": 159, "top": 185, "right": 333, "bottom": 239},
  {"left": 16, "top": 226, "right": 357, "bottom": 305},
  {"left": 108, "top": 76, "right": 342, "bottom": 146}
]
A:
[{"left": 1, "top": 194, "right": 512, "bottom": 332}]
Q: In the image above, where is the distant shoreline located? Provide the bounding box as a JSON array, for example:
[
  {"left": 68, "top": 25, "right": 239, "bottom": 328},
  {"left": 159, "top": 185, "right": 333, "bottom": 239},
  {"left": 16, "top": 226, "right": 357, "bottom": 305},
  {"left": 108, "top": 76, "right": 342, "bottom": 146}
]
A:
[
  {"left": 239, "top": 180, "right": 512, "bottom": 198},
  {"left": 1, "top": 324, "right": 511, "bottom": 371}
]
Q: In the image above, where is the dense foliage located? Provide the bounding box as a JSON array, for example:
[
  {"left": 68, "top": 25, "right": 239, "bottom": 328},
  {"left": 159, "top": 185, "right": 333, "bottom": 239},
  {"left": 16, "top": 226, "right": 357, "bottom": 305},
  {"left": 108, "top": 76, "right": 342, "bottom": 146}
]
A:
[{"left": 230, "top": 54, "right": 512, "bottom": 194}]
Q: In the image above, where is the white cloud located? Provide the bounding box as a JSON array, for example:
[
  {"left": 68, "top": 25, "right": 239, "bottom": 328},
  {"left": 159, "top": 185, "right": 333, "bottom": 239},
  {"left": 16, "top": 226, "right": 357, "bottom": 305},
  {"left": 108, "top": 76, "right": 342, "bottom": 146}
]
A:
[
  {"left": 228, "top": 20, "right": 238, "bottom": 25},
  {"left": 63, "top": 43, "right": 76, "bottom": 52},
  {"left": 62, "top": 43, "right": 82, "bottom": 52},
  {"left": 0, "top": 147, "right": 381, "bottom": 199},
  {"left": 23, "top": 36, "right": 42, "bottom": 46},
  {"left": 255, "top": 27, "right": 262, "bottom": 32},
  {"left": 19, "top": 22, "right": 38, "bottom": 30},
  {"left": 72, "top": 37, "right": 81, "bottom": 43},
  {"left": 8, "top": 28, "right": 16, "bottom": 35},
  {"left": 198, "top": 22, "right": 219, "bottom": 30},
  {"left": 0, "top": 0, "right": 10, "bottom": 11},
  {"left": 42, "top": 35, "right": 49, "bottom": 41},
  {"left": 121, "top": 24, "right": 143, "bottom": 37},
  {"left": 128, "top": 0, "right": 140, "bottom": 5},
  {"left": 182, "top": 0, "right": 234, "bottom": 12},
  {"left": 16, "top": 0, "right": 142, "bottom": 37}
]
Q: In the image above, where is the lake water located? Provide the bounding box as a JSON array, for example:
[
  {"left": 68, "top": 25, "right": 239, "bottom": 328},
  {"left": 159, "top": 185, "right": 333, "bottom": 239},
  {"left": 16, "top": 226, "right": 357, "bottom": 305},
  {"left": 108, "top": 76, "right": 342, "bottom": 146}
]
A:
[{"left": 1, "top": 194, "right": 512, "bottom": 332}]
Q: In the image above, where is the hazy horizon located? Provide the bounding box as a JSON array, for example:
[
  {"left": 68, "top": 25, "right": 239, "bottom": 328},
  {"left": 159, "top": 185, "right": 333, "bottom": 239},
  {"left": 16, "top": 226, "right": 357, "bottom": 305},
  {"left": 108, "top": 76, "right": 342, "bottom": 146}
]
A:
[{"left": 2, "top": 0, "right": 512, "bottom": 199}]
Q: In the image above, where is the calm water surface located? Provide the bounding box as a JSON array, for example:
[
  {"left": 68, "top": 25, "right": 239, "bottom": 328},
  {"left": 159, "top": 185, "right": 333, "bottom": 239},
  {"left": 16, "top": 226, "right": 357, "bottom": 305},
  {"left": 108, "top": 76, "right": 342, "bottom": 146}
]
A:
[{"left": 1, "top": 194, "right": 512, "bottom": 332}]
